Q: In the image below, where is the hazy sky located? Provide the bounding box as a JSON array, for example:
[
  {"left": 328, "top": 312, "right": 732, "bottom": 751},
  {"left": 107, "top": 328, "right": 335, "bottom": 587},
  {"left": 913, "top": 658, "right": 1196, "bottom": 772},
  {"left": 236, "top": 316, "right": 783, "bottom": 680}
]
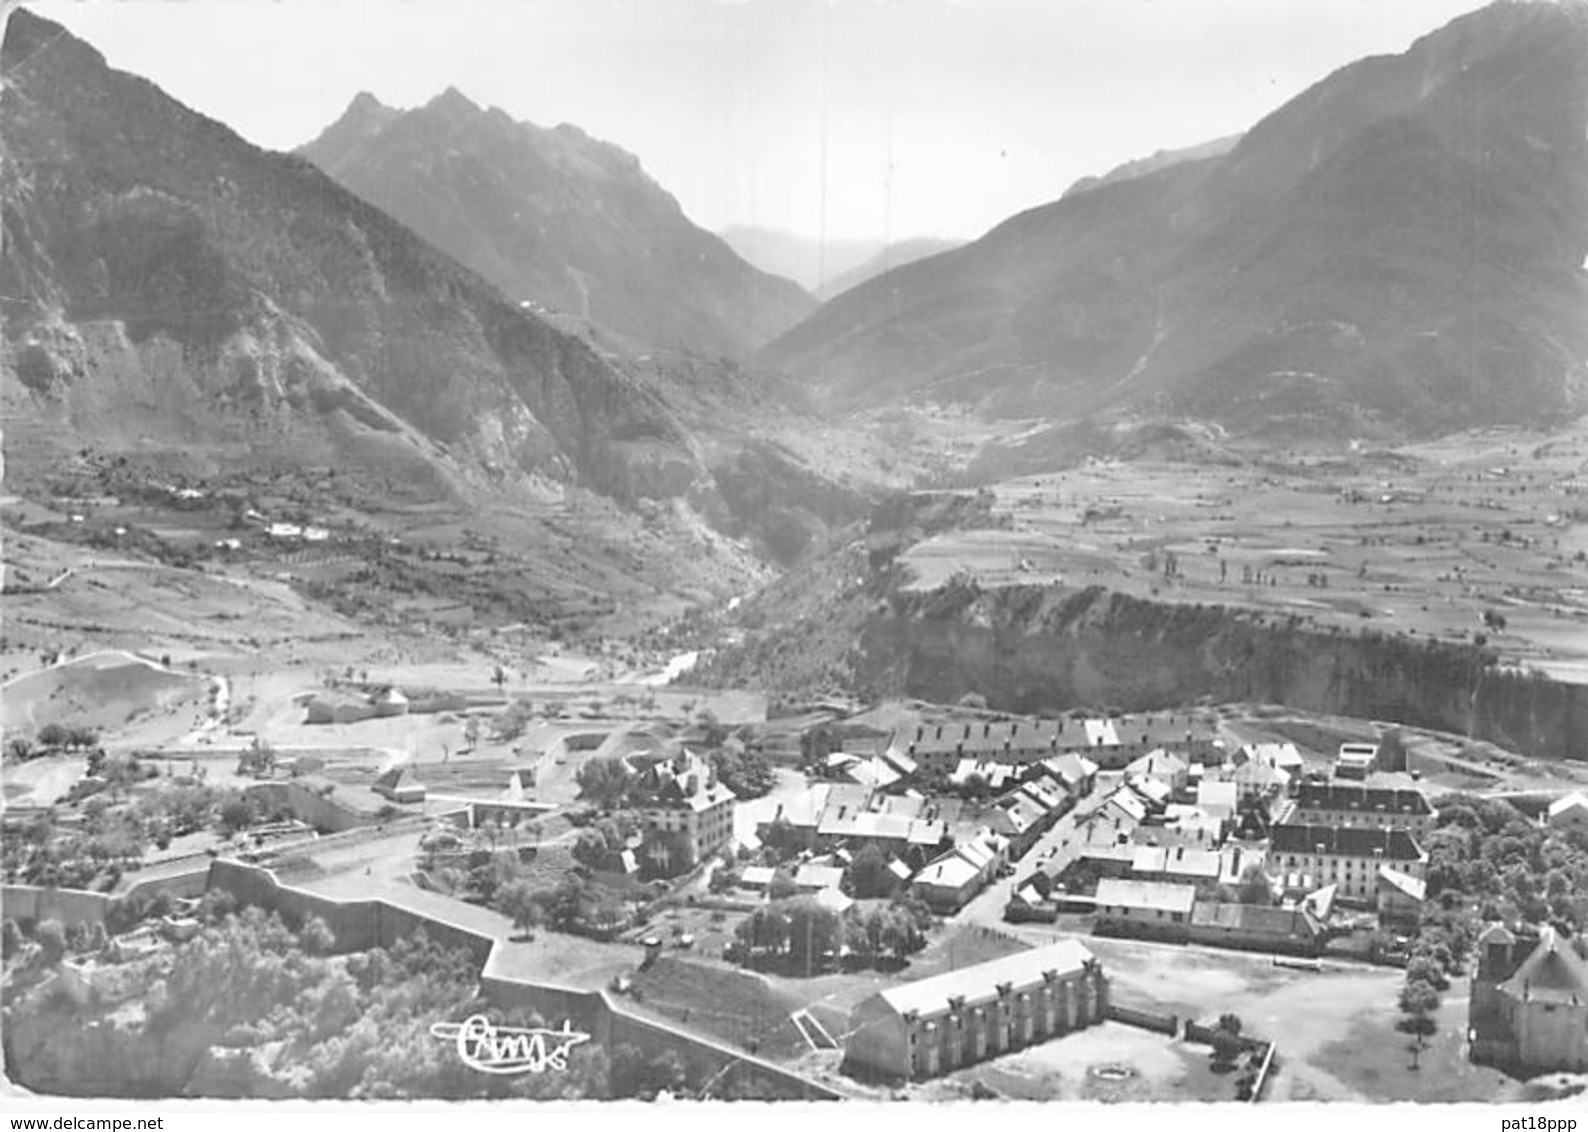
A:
[{"left": 28, "top": 0, "right": 1486, "bottom": 242}]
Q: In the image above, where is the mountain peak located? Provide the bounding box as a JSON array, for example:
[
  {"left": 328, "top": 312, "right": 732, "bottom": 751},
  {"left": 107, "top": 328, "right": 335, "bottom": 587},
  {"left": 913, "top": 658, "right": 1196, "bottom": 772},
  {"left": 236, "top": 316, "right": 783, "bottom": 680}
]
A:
[
  {"left": 3, "top": 7, "right": 104, "bottom": 74},
  {"left": 346, "top": 89, "right": 388, "bottom": 115},
  {"left": 425, "top": 85, "right": 481, "bottom": 118},
  {"left": 299, "top": 84, "right": 814, "bottom": 357}
]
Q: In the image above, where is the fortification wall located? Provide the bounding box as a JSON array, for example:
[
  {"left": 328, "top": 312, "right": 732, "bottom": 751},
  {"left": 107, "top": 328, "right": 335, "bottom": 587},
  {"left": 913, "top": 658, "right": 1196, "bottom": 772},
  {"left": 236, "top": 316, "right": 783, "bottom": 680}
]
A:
[{"left": 1, "top": 885, "right": 112, "bottom": 928}]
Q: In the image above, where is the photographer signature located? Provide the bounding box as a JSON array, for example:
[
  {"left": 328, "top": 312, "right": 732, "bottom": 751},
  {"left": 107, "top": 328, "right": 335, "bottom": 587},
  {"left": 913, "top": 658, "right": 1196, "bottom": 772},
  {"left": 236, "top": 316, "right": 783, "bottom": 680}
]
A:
[{"left": 430, "top": 1014, "right": 592, "bottom": 1074}]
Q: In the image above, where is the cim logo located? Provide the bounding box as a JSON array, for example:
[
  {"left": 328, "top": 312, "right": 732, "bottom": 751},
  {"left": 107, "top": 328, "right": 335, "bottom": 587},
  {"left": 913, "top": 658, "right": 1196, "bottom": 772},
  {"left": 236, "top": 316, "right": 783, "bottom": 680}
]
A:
[{"left": 430, "top": 1014, "right": 592, "bottom": 1075}]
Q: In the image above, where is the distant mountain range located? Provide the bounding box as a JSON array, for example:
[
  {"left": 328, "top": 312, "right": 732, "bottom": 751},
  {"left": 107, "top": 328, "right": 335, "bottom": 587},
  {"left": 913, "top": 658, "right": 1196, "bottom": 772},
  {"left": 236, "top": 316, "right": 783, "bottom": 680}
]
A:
[
  {"left": 719, "top": 227, "right": 963, "bottom": 299},
  {"left": 299, "top": 90, "right": 814, "bottom": 360},
  {"left": 0, "top": 9, "right": 695, "bottom": 501},
  {"left": 812, "top": 237, "right": 966, "bottom": 302},
  {"left": 763, "top": 0, "right": 1588, "bottom": 440}
]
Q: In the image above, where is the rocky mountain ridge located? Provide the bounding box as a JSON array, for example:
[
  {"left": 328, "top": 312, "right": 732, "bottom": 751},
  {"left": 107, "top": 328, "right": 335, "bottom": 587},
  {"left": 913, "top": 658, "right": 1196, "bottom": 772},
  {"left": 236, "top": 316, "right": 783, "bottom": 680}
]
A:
[
  {"left": 300, "top": 89, "right": 814, "bottom": 360},
  {"left": 762, "top": 0, "right": 1588, "bottom": 442}
]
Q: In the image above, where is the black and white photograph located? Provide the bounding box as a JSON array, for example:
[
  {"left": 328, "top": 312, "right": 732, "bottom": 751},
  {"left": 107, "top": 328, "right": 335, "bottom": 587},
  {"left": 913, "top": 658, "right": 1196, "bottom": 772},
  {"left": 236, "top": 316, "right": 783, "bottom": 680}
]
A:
[{"left": 2, "top": 0, "right": 1587, "bottom": 1115}]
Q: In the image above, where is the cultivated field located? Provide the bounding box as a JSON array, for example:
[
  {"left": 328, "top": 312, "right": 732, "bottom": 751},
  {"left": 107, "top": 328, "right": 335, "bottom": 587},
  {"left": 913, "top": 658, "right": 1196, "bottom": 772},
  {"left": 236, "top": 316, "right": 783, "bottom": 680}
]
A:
[{"left": 900, "top": 421, "right": 1588, "bottom": 684}]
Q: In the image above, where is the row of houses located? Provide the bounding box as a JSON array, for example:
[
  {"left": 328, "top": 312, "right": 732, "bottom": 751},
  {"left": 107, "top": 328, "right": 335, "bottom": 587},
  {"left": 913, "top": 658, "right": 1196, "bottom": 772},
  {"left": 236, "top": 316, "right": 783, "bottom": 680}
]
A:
[
  {"left": 761, "top": 749, "right": 1099, "bottom": 913},
  {"left": 891, "top": 713, "right": 1219, "bottom": 777}
]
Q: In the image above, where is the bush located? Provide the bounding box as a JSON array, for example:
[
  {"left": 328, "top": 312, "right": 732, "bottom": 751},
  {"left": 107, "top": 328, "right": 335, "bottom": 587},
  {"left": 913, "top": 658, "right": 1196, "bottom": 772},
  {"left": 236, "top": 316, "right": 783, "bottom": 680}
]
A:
[{"left": 35, "top": 918, "right": 67, "bottom": 966}]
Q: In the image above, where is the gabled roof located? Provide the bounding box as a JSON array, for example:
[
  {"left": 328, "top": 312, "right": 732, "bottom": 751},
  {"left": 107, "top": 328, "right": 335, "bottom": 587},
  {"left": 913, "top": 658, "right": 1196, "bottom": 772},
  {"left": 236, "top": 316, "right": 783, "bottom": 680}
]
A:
[
  {"left": 1083, "top": 719, "right": 1121, "bottom": 748},
  {"left": 876, "top": 794, "right": 927, "bottom": 820},
  {"left": 769, "top": 784, "right": 830, "bottom": 829},
  {"left": 1499, "top": 927, "right": 1588, "bottom": 1006},
  {"left": 1477, "top": 922, "right": 1516, "bottom": 948},
  {"left": 1126, "top": 775, "right": 1172, "bottom": 807},
  {"left": 1229, "top": 760, "right": 1291, "bottom": 789},
  {"left": 913, "top": 852, "right": 982, "bottom": 891},
  {"left": 846, "top": 757, "right": 901, "bottom": 791},
  {"left": 1126, "top": 748, "right": 1189, "bottom": 781},
  {"left": 1095, "top": 878, "right": 1197, "bottom": 915},
  {"left": 1302, "top": 883, "right": 1337, "bottom": 919},
  {"left": 795, "top": 863, "right": 845, "bottom": 891},
  {"left": 1377, "top": 866, "right": 1426, "bottom": 902},
  {"left": 1039, "top": 753, "right": 1097, "bottom": 789},
  {"left": 872, "top": 939, "right": 1094, "bottom": 1017},
  {"left": 1103, "top": 789, "right": 1149, "bottom": 825},
  {"left": 1131, "top": 844, "right": 1221, "bottom": 880},
  {"left": 1017, "top": 778, "right": 1068, "bottom": 812},
  {"left": 1190, "top": 901, "right": 1321, "bottom": 938},
  {"left": 953, "top": 758, "right": 1017, "bottom": 790},
  {"left": 880, "top": 747, "right": 919, "bottom": 777},
  {"left": 1270, "top": 824, "right": 1425, "bottom": 862},
  {"left": 1295, "top": 781, "right": 1432, "bottom": 817},
  {"left": 374, "top": 765, "right": 415, "bottom": 791},
  {"left": 1548, "top": 792, "right": 1588, "bottom": 820},
  {"left": 1241, "top": 742, "right": 1303, "bottom": 770}
]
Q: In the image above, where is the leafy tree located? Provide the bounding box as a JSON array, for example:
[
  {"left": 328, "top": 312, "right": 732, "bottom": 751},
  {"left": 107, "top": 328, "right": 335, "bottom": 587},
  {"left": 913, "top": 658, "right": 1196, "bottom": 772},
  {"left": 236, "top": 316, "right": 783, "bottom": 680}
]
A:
[
  {"left": 735, "top": 906, "right": 791, "bottom": 958},
  {"left": 34, "top": 918, "right": 66, "bottom": 966},
  {"left": 37, "top": 723, "right": 70, "bottom": 749},
  {"left": 695, "top": 709, "right": 729, "bottom": 749},
  {"left": 760, "top": 817, "right": 801, "bottom": 862},
  {"left": 1030, "top": 870, "right": 1054, "bottom": 899},
  {"left": 959, "top": 772, "right": 991, "bottom": 801},
  {"left": 785, "top": 898, "right": 844, "bottom": 971},
  {"left": 575, "top": 756, "right": 632, "bottom": 810},
  {"left": 300, "top": 915, "right": 336, "bottom": 956},
  {"left": 768, "top": 871, "right": 800, "bottom": 901},
  {"left": 495, "top": 878, "right": 543, "bottom": 937},
  {"left": 6, "top": 736, "right": 33, "bottom": 761},
  {"left": 845, "top": 843, "right": 895, "bottom": 899},
  {"left": 1236, "top": 864, "right": 1273, "bottom": 906},
  {"left": 1397, "top": 979, "right": 1440, "bottom": 1068},
  {"left": 219, "top": 794, "right": 256, "bottom": 834},
  {"left": 237, "top": 739, "right": 276, "bottom": 778},
  {"left": 1406, "top": 955, "right": 1449, "bottom": 992},
  {"left": 1209, "top": 1027, "right": 1244, "bottom": 1069},
  {"left": 572, "top": 828, "right": 611, "bottom": 870}
]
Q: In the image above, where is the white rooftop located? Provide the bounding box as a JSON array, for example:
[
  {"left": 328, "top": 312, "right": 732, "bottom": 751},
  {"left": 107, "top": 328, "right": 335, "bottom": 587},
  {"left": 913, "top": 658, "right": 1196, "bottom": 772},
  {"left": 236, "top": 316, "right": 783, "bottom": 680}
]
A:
[{"left": 875, "top": 939, "right": 1094, "bottom": 1017}]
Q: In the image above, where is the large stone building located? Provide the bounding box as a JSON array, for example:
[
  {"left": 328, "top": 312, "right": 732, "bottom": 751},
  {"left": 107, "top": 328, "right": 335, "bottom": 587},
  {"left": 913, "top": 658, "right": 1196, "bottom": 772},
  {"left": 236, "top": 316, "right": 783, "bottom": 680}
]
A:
[
  {"left": 634, "top": 750, "right": 736, "bottom": 875},
  {"left": 844, "top": 939, "right": 1107, "bottom": 1081},
  {"left": 1268, "top": 824, "right": 1426, "bottom": 901},
  {"left": 1287, "top": 780, "right": 1434, "bottom": 837},
  {"left": 1469, "top": 923, "right": 1588, "bottom": 1073}
]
